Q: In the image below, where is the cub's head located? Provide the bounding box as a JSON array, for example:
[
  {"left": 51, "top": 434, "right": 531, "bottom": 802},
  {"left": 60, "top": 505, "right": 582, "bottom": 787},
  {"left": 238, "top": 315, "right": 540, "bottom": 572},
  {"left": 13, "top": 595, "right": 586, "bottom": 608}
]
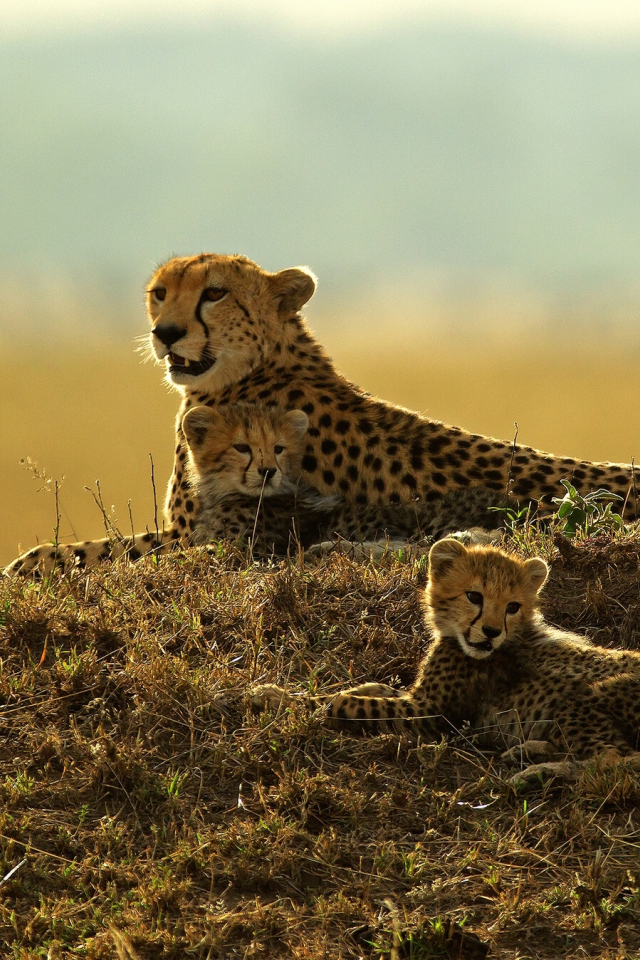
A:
[
  {"left": 146, "top": 254, "right": 316, "bottom": 391},
  {"left": 182, "top": 404, "right": 309, "bottom": 499},
  {"left": 424, "top": 539, "right": 548, "bottom": 659}
]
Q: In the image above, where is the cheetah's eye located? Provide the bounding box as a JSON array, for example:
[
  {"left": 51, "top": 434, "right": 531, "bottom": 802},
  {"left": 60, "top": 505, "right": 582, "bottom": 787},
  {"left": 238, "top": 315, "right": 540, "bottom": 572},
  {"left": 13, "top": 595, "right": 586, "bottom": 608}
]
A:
[
  {"left": 152, "top": 287, "right": 166, "bottom": 301},
  {"left": 203, "top": 287, "right": 227, "bottom": 302},
  {"left": 274, "top": 445, "right": 284, "bottom": 455},
  {"left": 505, "top": 602, "right": 521, "bottom": 615},
  {"left": 234, "top": 444, "right": 251, "bottom": 454},
  {"left": 466, "top": 591, "right": 483, "bottom": 605}
]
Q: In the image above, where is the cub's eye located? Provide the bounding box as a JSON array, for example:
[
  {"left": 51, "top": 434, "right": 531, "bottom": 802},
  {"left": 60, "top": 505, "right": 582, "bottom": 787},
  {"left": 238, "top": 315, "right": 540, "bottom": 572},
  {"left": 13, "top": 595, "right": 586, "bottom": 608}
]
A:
[
  {"left": 152, "top": 287, "right": 166, "bottom": 301},
  {"left": 203, "top": 287, "right": 227, "bottom": 302},
  {"left": 234, "top": 444, "right": 251, "bottom": 454},
  {"left": 506, "top": 602, "right": 521, "bottom": 615},
  {"left": 466, "top": 591, "right": 483, "bottom": 605},
  {"left": 274, "top": 445, "right": 284, "bottom": 455}
]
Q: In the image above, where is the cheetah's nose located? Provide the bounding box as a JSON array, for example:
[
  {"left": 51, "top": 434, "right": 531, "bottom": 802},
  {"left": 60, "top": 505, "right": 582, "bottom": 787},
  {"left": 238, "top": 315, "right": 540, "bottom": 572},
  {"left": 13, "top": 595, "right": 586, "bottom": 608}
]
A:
[
  {"left": 153, "top": 324, "right": 186, "bottom": 347},
  {"left": 259, "top": 467, "right": 277, "bottom": 481},
  {"left": 482, "top": 626, "right": 501, "bottom": 640}
]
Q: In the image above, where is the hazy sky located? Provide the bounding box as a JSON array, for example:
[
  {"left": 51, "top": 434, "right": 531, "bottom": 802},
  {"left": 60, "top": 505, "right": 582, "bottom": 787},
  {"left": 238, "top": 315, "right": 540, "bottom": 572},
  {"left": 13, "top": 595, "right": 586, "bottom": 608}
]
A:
[{"left": 4, "top": 0, "right": 640, "bottom": 39}]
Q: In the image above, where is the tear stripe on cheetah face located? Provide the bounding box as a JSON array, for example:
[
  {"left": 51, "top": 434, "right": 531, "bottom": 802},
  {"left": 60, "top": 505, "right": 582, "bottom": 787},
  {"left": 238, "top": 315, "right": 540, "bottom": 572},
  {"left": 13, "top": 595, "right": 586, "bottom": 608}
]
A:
[
  {"left": 424, "top": 537, "right": 548, "bottom": 659},
  {"left": 147, "top": 254, "right": 316, "bottom": 392},
  {"left": 320, "top": 541, "right": 640, "bottom": 772},
  {"left": 155, "top": 253, "right": 636, "bottom": 541},
  {"left": 182, "top": 403, "right": 309, "bottom": 502}
]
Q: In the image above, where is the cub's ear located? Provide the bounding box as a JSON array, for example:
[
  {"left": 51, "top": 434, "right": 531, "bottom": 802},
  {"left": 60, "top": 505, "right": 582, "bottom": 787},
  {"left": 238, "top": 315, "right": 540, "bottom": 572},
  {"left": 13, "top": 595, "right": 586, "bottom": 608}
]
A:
[
  {"left": 522, "top": 557, "right": 549, "bottom": 594},
  {"left": 271, "top": 267, "right": 317, "bottom": 315},
  {"left": 283, "top": 409, "right": 309, "bottom": 441},
  {"left": 182, "top": 405, "right": 222, "bottom": 448},
  {"left": 429, "top": 537, "right": 468, "bottom": 578}
]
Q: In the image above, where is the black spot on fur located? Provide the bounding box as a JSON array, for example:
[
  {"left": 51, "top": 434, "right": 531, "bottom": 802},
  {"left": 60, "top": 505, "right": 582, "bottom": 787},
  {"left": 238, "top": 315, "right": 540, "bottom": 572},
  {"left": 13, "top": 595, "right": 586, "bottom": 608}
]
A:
[{"left": 428, "top": 436, "right": 451, "bottom": 454}]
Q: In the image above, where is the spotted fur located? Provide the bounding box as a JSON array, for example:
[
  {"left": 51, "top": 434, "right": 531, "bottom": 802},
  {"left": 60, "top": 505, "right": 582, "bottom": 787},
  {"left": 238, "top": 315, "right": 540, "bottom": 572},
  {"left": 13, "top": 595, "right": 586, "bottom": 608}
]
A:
[
  {"left": 184, "top": 403, "right": 513, "bottom": 553},
  {"left": 324, "top": 540, "right": 640, "bottom": 772},
  {"left": 152, "top": 254, "right": 637, "bottom": 540},
  {"left": 6, "top": 252, "right": 637, "bottom": 574}
]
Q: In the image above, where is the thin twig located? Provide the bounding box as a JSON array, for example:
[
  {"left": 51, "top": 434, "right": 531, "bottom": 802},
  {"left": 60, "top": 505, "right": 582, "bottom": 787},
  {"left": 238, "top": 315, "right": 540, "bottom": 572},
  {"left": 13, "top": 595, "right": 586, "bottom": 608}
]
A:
[
  {"left": 149, "top": 453, "right": 159, "bottom": 547},
  {"left": 505, "top": 421, "right": 518, "bottom": 509},
  {"left": 0, "top": 858, "right": 26, "bottom": 887},
  {"left": 53, "top": 479, "right": 61, "bottom": 556},
  {"left": 250, "top": 473, "right": 270, "bottom": 555}
]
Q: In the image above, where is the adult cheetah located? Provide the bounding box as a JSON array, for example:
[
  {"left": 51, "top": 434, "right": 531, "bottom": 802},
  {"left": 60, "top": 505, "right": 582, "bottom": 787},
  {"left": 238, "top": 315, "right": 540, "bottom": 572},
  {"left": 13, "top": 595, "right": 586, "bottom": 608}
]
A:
[
  {"left": 182, "top": 402, "right": 510, "bottom": 554},
  {"left": 6, "top": 253, "right": 637, "bottom": 574}
]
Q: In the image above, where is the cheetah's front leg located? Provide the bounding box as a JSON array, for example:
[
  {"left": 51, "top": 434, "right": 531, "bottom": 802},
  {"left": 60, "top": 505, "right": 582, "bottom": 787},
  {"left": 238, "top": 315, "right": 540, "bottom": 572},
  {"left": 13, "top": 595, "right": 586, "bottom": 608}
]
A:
[{"left": 4, "top": 528, "right": 181, "bottom": 577}]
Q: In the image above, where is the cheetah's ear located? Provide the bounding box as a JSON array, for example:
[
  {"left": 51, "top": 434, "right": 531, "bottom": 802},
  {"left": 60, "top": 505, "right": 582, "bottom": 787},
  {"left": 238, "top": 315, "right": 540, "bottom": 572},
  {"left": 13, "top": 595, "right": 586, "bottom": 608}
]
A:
[
  {"left": 182, "top": 406, "right": 224, "bottom": 448},
  {"left": 428, "top": 538, "right": 468, "bottom": 579},
  {"left": 522, "top": 557, "right": 549, "bottom": 594},
  {"left": 271, "top": 267, "right": 317, "bottom": 315},
  {"left": 283, "top": 410, "right": 309, "bottom": 441}
]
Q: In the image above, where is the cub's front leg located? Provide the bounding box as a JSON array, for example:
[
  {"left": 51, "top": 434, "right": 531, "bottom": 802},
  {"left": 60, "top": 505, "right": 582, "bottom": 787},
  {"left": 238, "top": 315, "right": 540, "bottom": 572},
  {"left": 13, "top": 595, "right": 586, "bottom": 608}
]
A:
[{"left": 324, "top": 686, "right": 440, "bottom": 737}]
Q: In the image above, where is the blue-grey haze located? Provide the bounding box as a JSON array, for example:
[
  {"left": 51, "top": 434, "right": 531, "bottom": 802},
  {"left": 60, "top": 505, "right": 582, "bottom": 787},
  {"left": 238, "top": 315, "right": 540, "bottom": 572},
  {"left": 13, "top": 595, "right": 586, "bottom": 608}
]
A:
[{"left": 1, "top": 18, "right": 639, "bottom": 304}]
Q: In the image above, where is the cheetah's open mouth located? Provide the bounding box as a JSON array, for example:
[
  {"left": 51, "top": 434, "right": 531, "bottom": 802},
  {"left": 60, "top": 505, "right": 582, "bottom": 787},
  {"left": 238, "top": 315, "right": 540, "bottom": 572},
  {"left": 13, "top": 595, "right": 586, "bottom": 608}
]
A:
[
  {"left": 472, "top": 639, "right": 494, "bottom": 653},
  {"left": 167, "top": 352, "right": 216, "bottom": 377}
]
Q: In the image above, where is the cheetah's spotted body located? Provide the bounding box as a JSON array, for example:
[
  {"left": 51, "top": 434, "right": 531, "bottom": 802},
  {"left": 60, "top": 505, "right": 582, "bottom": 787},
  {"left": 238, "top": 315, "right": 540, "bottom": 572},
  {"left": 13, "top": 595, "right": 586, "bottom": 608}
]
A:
[
  {"left": 183, "top": 403, "right": 512, "bottom": 553},
  {"left": 6, "top": 252, "right": 637, "bottom": 574},
  {"left": 322, "top": 540, "right": 640, "bottom": 777}
]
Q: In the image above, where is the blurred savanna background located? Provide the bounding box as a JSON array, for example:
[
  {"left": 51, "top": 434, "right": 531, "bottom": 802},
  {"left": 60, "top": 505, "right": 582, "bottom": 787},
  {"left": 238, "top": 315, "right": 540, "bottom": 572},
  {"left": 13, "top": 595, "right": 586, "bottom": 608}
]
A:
[{"left": 2, "top": 0, "right": 640, "bottom": 565}]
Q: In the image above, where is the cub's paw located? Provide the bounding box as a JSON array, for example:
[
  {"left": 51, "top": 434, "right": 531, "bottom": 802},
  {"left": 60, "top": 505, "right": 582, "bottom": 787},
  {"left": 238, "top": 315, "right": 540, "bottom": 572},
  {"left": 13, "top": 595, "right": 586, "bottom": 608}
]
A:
[
  {"left": 507, "top": 760, "right": 579, "bottom": 791},
  {"left": 501, "top": 740, "right": 558, "bottom": 765},
  {"left": 447, "top": 528, "right": 503, "bottom": 547},
  {"left": 339, "top": 682, "right": 402, "bottom": 698},
  {"left": 249, "top": 684, "right": 296, "bottom": 712}
]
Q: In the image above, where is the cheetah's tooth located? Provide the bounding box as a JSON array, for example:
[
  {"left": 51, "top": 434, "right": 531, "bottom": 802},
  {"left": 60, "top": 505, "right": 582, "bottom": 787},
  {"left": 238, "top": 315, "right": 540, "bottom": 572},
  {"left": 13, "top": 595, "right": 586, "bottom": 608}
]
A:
[{"left": 184, "top": 358, "right": 191, "bottom": 368}]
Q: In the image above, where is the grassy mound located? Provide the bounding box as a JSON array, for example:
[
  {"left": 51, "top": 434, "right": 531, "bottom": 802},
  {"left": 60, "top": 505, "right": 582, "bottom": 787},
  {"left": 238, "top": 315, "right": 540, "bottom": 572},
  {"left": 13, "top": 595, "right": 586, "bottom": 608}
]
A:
[{"left": 1, "top": 529, "right": 640, "bottom": 958}]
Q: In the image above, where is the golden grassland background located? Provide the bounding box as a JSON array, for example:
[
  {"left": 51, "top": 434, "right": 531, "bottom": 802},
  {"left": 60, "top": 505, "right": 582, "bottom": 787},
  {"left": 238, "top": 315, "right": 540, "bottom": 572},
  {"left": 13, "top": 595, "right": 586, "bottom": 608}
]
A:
[{"left": 2, "top": 313, "right": 640, "bottom": 566}]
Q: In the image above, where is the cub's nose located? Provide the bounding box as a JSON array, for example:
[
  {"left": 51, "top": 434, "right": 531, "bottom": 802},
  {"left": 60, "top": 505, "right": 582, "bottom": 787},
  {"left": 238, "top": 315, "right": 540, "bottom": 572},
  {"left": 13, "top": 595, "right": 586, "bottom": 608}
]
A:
[
  {"left": 259, "top": 467, "right": 277, "bottom": 481},
  {"left": 482, "top": 625, "right": 501, "bottom": 640},
  {"left": 153, "top": 324, "right": 186, "bottom": 347}
]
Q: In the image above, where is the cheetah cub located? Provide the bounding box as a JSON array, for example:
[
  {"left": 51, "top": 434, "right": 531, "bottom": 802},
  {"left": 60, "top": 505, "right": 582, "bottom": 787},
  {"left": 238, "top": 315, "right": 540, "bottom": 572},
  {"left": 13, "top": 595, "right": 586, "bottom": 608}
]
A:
[
  {"left": 182, "top": 403, "right": 327, "bottom": 553},
  {"left": 183, "top": 404, "right": 510, "bottom": 555},
  {"left": 260, "top": 539, "right": 640, "bottom": 785}
]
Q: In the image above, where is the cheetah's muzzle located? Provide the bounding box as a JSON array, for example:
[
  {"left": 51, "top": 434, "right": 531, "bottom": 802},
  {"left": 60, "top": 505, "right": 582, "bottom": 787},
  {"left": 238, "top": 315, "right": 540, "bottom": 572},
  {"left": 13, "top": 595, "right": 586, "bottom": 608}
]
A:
[
  {"left": 168, "top": 352, "right": 216, "bottom": 377},
  {"left": 471, "top": 639, "right": 494, "bottom": 654}
]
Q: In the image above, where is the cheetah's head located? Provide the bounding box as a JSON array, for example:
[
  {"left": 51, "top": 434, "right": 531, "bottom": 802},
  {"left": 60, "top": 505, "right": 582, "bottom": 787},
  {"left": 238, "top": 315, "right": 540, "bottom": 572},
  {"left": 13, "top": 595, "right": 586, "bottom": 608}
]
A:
[
  {"left": 182, "top": 403, "right": 309, "bottom": 500},
  {"left": 424, "top": 538, "right": 549, "bottom": 659},
  {"left": 146, "top": 254, "right": 316, "bottom": 392}
]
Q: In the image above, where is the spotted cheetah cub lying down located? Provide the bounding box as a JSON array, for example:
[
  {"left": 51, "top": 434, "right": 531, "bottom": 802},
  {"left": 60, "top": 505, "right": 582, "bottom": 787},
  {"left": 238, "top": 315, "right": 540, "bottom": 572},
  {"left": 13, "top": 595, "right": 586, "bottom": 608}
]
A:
[
  {"left": 255, "top": 539, "right": 640, "bottom": 785},
  {"left": 182, "top": 404, "right": 510, "bottom": 555}
]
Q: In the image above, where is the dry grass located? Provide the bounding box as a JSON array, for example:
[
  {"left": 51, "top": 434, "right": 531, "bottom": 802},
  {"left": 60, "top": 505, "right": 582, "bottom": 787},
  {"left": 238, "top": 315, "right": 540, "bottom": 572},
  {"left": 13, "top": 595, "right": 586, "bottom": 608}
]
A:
[{"left": 1, "top": 526, "right": 640, "bottom": 958}]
